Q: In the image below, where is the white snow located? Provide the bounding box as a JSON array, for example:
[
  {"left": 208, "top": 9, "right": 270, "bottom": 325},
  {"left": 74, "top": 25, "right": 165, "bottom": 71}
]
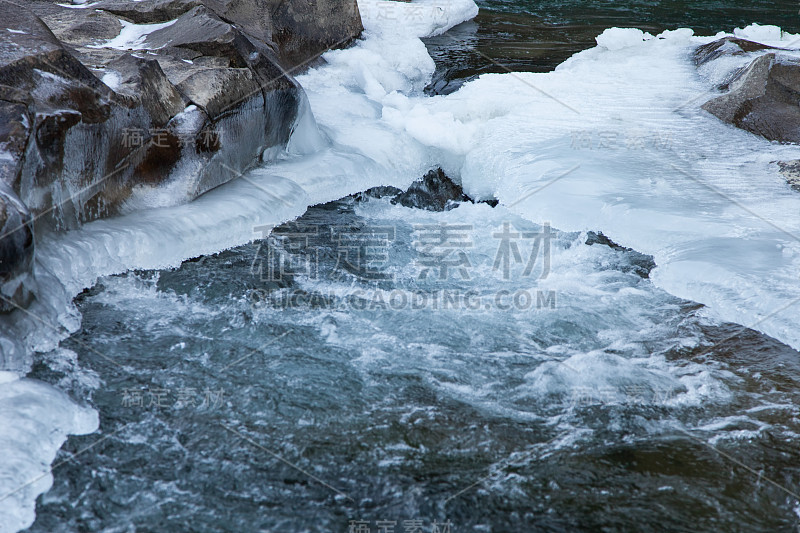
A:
[
  {"left": 101, "top": 71, "right": 121, "bottom": 91},
  {"left": 733, "top": 23, "right": 785, "bottom": 44},
  {"left": 595, "top": 27, "right": 654, "bottom": 50},
  {"left": 55, "top": 1, "right": 102, "bottom": 9},
  {"left": 359, "top": 0, "right": 479, "bottom": 38},
  {"left": 89, "top": 19, "right": 178, "bottom": 51}
]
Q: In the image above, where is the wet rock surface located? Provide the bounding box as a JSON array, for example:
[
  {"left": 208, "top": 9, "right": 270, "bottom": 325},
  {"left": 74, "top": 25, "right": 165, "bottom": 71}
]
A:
[
  {"left": 585, "top": 231, "right": 656, "bottom": 278},
  {"left": 698, "top": 38, "right": 800, "bottom": 144},
  {"left": 354, "top": 168, "right": 498, "bottom": 212},
  {"left": 693, "top": 36, "right": 783, "bottom": 67},
  {"left": 777, "top": 160, "right": 800, "bottom": 190},
  {"left": 0, "top": 184, "right": 35, "bottom": 311},
  {"left": 392, "top": 168, "right": 471, "bottom": 211},
  {"left": 0, "top": 0, "right": 362, "bottom": 308}
]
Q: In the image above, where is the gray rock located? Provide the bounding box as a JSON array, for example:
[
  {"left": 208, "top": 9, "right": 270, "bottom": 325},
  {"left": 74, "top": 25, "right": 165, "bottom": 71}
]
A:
[
  {"left": 0, "top": 100, "right": 31, "bottom": 189},
  {"left": 702, "top": 53, "right": 800, "bottom": 143},
  {"left": 0, "top": 184, "right": 35, "bottom": 311},
  {"left": 393, "top": 168, "right": 470, "bottom": 211},
  {"left": 353, "top": 186, "right": 404, "bottom": 202},
  {"left": 204, "top": 0, "right": 363, "bottom": 68},
  {"left": 45, "top": 8, "right": 123, "bottom": 44},
  {"left": 106, "top": 53, "right": 187, "bottom": 126},
  {"left": 203, "top": 0, "right": 278, "bottom": 46},
  {"left": 144, "top": 5, "right": 240, "bottom": 55},
  {"left": 585, "top": 231, "right": 655, "bottom": 279},
  {"left": 777, "top": 160, "right": 800, "bottom": 190},
  {"left": 177, "top": 67, "right": 260, "bottom": 119},
  {"left": 354, "top": 169, "right": 500, "bottom": 210},
  {"left": 0, "top": 0, "right": 362, "bottom": 311},
  {"left": 0, "top": 0, "right": 118, "bottom": 214},
  {"left": 694, "top": 36, "right": 783, "bottom": 67},
  {"left": 269, "top": 0, "right": 363, "bottom": 69},
  {"left": 95, "top": 0, "right": 201, "bottom": 24}
]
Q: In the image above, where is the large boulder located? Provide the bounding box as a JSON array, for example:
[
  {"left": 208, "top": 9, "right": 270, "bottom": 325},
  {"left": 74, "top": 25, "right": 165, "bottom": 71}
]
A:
[
  {"left": 143, "top": 5, "right": 243, "bottom": 56},
  {"left": 176, "top": 67, "right": 261, "bottom": 119},
  {"left": 0, "top": 184, "right": 35, "bottom": 312},
  {"left": 204, "top": 0, "right": 363, "bottom": 68},
  {"left": 701, "top": 52, "right": 800, "bottom": 143},
  {"left": 75, "top": 0, "right": 364, "bottom": 70},
  {"left": 263, "top": 0, "right": 363, "bottom": 68},
  {"left": 106, "top": 54, "right": 187, "bottom": 126},
  {"left": 0, "top": 0, "right": 363, "bottom": 309}
]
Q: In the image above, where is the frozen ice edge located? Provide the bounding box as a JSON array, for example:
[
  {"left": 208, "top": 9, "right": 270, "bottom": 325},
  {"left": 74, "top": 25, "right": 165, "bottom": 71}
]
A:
[{"left": 0, "top": 372, "right": 98, "bottom": 533}]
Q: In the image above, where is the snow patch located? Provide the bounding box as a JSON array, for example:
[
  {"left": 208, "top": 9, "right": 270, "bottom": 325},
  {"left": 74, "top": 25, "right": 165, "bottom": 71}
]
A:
[
  {"left": 90, "top": 19, "right": 177, "bottom": 51},
  {"left": 101, "top": 71, "right": 121, "bottom": 91}
]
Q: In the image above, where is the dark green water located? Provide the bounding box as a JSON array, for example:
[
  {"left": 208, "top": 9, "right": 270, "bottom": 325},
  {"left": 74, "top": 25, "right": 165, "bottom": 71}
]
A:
[
  {"left": 425, "top": 1, "right": 800, "bottom": 94},
  {"left": 477, "top": 0, "right": 800, "bottom": 34}
]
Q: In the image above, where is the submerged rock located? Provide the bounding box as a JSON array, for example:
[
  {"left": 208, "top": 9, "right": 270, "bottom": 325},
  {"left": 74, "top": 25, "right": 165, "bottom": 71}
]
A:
[
  {"left": 585, "top": 231, "right": 655, "bottom": 278},
  {"left": 354, "top": 168, "right": 500, "bottom": 211},
  {"left": 353, "top": 186, "right": 404, "bottom": 201},
  {"left": 0, "top": 0, "right": 363, "bottom": 309}
]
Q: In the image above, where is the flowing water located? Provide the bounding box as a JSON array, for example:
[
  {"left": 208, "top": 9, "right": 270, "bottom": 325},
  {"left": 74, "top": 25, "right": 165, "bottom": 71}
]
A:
[
  {"left": 23, "top": 194, "right": 800, "bottom": 531},
  {"left": 3, "top": 0, "right": 800, "bottom": 531}
]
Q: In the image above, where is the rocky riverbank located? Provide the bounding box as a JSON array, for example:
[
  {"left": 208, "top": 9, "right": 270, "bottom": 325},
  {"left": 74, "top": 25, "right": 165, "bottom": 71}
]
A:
[{"left": 0, "top": 0, "right": 361, "bottom": 310}]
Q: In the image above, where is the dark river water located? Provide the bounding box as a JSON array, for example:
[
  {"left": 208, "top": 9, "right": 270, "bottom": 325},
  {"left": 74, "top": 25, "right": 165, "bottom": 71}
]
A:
[
  {"left": 27, "top": 192, "right": 800, "bottom": 532},
  {"left": 24, "top": 2, "right": 800, "bottom": 532},
  {"left": 425, "top": 0, "right": 800, "bottom": 94}
]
